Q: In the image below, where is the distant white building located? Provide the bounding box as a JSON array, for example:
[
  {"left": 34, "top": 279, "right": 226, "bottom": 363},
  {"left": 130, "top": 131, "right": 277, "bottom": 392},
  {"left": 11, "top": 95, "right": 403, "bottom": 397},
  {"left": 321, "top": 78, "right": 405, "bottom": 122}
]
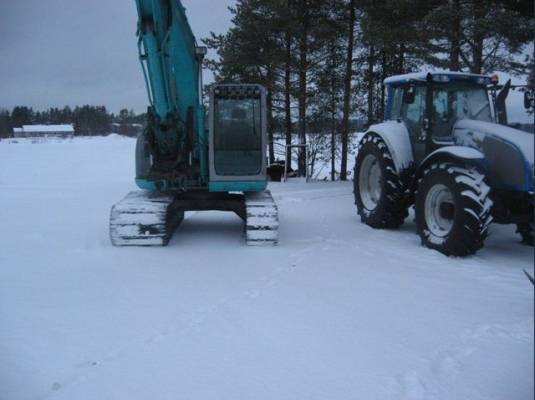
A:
[{"left": 13, "top": 124, "right": 75, "bottom": 138}]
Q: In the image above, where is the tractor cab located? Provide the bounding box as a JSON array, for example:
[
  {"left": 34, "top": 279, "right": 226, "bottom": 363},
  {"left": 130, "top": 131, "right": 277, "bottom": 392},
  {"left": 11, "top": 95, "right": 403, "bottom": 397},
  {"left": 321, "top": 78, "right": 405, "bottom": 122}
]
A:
[
  {"left": 385, "top": 72, "right": 496, "bottom": 162},
  {"left": 385, "top": 72, "right": 534, "bottom": 164}
]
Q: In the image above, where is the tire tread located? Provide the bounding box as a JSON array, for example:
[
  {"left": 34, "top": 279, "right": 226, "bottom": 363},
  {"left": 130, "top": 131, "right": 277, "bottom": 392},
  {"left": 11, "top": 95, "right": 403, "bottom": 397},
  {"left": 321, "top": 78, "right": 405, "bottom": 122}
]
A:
[
  {"left": 353, "top": 134, "right": 408, "bottom": 229},
  {"left": 416, "top": 162, "right": 493, "bottom": 256}
]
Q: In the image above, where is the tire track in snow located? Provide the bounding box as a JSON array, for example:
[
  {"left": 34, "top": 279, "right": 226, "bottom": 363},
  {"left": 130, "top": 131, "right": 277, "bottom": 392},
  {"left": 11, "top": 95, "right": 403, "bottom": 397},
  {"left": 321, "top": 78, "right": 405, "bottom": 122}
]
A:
[
  {"left": 40, "top": 202, "right": 331, "bottom": 399},
  {"left": 391, "top": 320, "right": 533, "bottom": 400},
  {"left": 275, "top": 192, "right": 353, "bottom": 205},
  {"left": 38, "top": 261, "right": 296, "bottom": 399}
]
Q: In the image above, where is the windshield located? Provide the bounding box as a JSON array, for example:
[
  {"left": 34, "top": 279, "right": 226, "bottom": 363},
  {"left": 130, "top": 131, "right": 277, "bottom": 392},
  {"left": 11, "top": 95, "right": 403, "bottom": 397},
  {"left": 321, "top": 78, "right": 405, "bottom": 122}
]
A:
[
  {"left": 433, "top": 83, "right": 492, "bottom": 123},
  {"left": 431, "top": 83, "right": 492, "bottom": 139},
  {"left": 213, "top": 97, "right": 262, "bottom": 175}
]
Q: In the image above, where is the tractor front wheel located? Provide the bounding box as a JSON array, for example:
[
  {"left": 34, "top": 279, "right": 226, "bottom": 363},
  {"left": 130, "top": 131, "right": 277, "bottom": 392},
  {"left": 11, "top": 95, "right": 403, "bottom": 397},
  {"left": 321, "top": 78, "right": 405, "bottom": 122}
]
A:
[
  {"left": 353, "top": 134, "right": 407, "bottom": 228},
  {"left": 415, "top": 163, "right": 493, "bottom": 256}
]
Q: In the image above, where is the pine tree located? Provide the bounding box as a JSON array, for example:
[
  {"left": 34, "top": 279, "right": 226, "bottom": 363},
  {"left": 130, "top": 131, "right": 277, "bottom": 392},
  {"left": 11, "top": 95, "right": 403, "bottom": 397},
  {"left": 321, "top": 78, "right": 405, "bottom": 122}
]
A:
[
  {"left": 423, "top": 0, "right": 533, "bottom": 74},
  {"left": 0, "top": 109, "right": 11, "bottom": 138},
  {"left": 340, "top": 0, "right": 356, "bottom": 180},
  {"left": 309, "top": 0, "right": 346, "bottom": 180}
]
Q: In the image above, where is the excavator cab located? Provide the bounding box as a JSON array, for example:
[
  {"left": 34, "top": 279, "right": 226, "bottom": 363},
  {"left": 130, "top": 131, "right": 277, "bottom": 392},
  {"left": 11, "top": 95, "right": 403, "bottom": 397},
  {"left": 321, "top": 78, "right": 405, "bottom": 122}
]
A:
[{"left": 208, "top": 84, "right": 268, "bottom": 192}]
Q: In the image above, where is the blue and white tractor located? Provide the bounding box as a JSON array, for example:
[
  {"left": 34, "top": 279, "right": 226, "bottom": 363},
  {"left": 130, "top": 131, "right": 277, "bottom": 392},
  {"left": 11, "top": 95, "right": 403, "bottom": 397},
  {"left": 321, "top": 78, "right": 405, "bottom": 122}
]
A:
[{"left": 353, "top": 72, "right": 534, "bottom": 256}]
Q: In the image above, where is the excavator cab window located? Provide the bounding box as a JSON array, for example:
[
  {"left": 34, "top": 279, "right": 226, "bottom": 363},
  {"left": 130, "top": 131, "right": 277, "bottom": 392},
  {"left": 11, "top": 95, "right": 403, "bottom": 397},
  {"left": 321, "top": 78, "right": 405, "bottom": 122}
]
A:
[{"left": 213, "top": 93, "right": 263, "bottom": 176}]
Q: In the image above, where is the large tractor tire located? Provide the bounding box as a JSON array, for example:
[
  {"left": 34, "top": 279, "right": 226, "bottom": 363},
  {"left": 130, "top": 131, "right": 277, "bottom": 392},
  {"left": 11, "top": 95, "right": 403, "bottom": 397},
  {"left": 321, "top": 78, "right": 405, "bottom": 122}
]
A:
[
  {"left": 353, "top": 134, "right": 408, "bottom": 229},
  {"left": 415, "top": 163, "right": 493, "bottom": 256}
]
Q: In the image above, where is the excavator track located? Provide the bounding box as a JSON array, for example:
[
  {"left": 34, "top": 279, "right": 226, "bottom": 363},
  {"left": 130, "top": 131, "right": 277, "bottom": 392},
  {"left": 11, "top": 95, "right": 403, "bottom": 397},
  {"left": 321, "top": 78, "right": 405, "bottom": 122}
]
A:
[
  {"left": 110, "top": 190, "right": 278, "bottom": 247},
  {"left": 245, "top": 190, "right": 279, "bottom": 246},
  {"left": 110, "top": 191, "right": 183, "bottom": 246}
]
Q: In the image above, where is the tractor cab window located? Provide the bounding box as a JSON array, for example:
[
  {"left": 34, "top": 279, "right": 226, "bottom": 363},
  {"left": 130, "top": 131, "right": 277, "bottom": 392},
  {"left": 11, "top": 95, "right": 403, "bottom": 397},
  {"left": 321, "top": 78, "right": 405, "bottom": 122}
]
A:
[
  {"left": 431, "top": 89, "right": 452, "bottom": 139},
  {"left": 401, "top": 85, "right": 426, "bottom": 139},
  {"left": 213, "top": 96, "right": 262, "bottom": 176},
  {"left": 431, "top": 83, "right": 492, "bottom": 141},
  {"left": 455, "top": 85, "right": 492, "bottom": 122},
  {"left": 390, "top": 87, "right": 404, "bottom": 120}
]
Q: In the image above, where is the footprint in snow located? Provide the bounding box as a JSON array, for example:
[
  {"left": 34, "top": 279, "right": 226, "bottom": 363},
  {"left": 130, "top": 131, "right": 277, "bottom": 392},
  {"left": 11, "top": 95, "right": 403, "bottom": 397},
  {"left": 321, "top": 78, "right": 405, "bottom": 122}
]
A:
[
  {"left": 74, "top": 360, "right": 98, "bottom": 369},
  {"left": 246, "top": 289, "right": 261, "bottom": 298},
  {"left": 431, "top": 350, "right": 463, "bottom": 375},
  {"left": 397, "top": 371, "right": 435, "bottom": 400}
]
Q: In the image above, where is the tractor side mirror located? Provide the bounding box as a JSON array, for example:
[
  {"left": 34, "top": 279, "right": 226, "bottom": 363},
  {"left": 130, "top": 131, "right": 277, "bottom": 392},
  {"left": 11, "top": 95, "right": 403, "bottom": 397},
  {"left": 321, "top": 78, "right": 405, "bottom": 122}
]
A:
[
  {"left": 524, "top": 90, "right": 533, "bottom": 110},
  {"left": 403, "top": 86, "right": 415, "bottom": 104}
]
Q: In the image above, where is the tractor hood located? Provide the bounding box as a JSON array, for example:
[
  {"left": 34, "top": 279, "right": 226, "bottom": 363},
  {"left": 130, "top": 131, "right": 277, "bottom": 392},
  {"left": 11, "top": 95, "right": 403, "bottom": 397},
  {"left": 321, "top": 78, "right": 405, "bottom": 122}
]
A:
[{"left": 453, "top": 119, "right": 534, "bottom": 192}]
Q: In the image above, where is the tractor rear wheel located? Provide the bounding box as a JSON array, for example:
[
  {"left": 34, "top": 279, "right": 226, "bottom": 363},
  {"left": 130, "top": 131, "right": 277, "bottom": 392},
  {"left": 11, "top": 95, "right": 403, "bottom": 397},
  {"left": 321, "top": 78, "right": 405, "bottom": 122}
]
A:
[
  {"left": 353, "top": 134, "right": 407, "bottom": 228},
  {"left": 415, "top": 163, "right": 493, "bottom": 256}
]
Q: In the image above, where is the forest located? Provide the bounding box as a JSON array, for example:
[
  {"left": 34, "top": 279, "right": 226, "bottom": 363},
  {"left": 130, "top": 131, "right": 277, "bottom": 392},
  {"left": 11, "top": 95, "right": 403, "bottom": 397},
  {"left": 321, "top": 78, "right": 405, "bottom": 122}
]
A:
[
  {"left": 203, "top": 0, "right": 534, "bottom": 178},
  {"left": 0, "top": 106, "right": 145, "bottom": 138},
  {"left": 1, "top": 0, "right": 533, "bottom": 179}
]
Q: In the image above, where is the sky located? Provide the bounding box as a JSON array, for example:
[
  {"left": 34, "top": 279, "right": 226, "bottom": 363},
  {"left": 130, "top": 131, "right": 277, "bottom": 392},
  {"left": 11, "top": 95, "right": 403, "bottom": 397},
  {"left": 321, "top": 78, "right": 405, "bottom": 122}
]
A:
[
  {"left": 0, "top": 0, "right": 235, "bottom": 114},
  {"left": 0, "top": 0, "right": 532, "bottom": 122}
]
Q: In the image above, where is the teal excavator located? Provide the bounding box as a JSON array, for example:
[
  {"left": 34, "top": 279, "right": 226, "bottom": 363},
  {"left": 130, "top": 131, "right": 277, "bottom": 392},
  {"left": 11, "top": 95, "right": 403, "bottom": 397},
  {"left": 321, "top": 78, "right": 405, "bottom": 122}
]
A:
[{"left": 110, "top": 0, "right": 278, "bottom": 246}]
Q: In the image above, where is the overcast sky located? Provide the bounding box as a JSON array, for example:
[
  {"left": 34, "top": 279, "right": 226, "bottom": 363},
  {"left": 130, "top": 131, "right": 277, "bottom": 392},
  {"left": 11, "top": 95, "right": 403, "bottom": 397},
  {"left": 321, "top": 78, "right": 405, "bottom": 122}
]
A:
[
  {"left": 0, "top": 0, "right": 531, "bottom": 122},
  {"left": 0, "top": 0, "right": 235, "bottom": 114}
]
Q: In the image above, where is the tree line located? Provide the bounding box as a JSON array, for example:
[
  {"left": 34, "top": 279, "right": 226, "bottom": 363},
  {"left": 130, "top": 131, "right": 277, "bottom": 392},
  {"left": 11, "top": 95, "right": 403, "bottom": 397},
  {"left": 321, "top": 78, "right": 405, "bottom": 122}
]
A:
[
  {"left": 203, "top": 0, "right": 534, "bottom": 180},
  {"left": 0, "top": 106, "right": 146, "bottom": 138}
]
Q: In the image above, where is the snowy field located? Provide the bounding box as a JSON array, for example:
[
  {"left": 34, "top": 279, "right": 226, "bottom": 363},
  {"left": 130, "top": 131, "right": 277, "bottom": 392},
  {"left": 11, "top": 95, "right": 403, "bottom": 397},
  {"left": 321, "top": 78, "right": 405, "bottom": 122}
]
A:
[{"left": 0, "top": 136, "right": 533, "bottom": 400}]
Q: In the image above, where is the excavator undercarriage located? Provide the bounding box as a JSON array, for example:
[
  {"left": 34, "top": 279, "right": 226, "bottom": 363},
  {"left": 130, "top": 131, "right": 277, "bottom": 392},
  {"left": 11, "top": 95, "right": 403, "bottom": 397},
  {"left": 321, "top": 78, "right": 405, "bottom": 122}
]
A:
[{"left": 110, "top": 190, "right": 278, "bottom": 246}]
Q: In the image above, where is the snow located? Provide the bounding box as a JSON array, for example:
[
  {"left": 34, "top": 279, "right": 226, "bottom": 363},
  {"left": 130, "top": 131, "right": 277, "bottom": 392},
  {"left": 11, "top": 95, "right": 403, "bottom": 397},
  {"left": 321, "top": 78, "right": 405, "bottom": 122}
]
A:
[
  {"left": 454, "top": 119, "right": 535, "bottom": 166},
  {"left": 0, "top": 136, "right": 533, "bottom": 400},
  {"left": 384, "top": 71, "right": 489, "bottom": 85}
]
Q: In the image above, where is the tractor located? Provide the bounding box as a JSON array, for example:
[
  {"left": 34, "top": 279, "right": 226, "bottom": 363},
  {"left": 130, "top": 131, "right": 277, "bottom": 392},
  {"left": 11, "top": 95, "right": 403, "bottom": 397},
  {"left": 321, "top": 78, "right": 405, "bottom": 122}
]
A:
[{"left": 353, "top": 71, "right": 534, "bottom": 256}]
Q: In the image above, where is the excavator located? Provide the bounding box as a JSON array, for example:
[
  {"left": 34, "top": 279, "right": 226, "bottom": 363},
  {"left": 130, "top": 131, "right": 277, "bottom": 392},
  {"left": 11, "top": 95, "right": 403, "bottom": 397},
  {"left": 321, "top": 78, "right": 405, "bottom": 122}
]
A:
[{"left": 110, "top": 0, "right": 278, "bottom": 246}]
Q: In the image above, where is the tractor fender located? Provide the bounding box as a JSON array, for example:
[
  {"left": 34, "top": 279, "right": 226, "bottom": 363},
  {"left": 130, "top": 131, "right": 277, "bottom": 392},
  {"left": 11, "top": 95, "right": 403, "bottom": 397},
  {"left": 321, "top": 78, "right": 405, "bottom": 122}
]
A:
[
  {"left": 415, "top": 146, "right": 486, "bottom": 182},
  {"left": 364, "top": 121, "right": 414, "bottom": 173}
]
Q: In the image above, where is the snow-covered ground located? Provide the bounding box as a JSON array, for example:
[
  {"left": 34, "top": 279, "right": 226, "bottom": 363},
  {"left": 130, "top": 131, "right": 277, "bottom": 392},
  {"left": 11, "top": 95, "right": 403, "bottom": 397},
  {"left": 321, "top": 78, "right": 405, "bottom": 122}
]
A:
[{"left": 0, "top": 136, "right": 533, "bottom": 400}]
